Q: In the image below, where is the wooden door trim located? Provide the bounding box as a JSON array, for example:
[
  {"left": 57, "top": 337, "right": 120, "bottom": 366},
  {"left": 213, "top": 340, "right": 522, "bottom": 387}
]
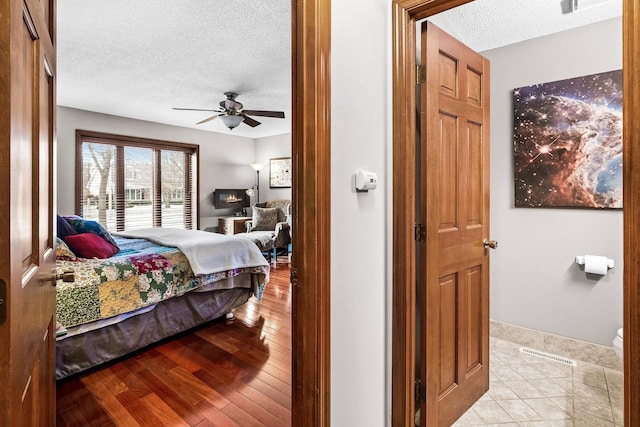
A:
[
  {"left": 291, "top": 0, "right": 331, "bottom": 425},
  {"left": 623, "top": 1, "right": 639, "bottom": 425},
  {"left": 391, "top": 3, "right": 474, "bottom": 425},
  {"left": 393, "top": 0, "right": 638, "bottom": 426},
  {"left": 391, "top": 2, "right": 417, "bottom": 424}
]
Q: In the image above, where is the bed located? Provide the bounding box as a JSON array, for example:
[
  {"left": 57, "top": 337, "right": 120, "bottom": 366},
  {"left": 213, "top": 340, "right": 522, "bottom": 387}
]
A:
[{"left": 54, "top": 224, "right": 269, "bottom": 380}]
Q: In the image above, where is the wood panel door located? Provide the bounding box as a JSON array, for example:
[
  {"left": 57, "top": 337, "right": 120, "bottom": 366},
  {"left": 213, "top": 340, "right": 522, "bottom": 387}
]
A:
[
  {"left": 0, "top": 0, "right": 57, "bottom": 425},
  {"left": 417, "top": 21, "right": 491, "bottom": 426}
]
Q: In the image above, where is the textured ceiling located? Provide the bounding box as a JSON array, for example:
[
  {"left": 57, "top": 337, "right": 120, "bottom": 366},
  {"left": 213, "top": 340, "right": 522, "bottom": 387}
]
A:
[
  {"left": 57, "top": 0, "right": 292, "bottom": 138},
  {"left": 429, "top": 0, "right": 622, "bottom": 52},
  {"left": 56, "top": 0, "right": 622, "bottom": 139}
]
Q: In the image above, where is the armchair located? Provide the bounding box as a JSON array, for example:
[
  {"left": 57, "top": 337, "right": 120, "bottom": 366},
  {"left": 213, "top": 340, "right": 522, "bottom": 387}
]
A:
[{"left": 237, "top": 199, "right": 291, "bottom": 264}]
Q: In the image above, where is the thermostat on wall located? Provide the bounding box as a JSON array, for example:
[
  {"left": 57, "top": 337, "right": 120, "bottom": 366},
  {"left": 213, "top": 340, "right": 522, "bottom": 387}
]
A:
[{"left": 355, "top": 171, "right": 377, "bottom": 192}]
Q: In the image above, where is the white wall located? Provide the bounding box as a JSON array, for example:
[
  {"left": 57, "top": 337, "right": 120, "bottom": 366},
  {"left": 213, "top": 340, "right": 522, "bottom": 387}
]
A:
[
  {"left": 56, "top": 107, "right": 258, "bottom": 230},
  {"left": 255, "top": 133, "right": 292, "bottom": 202},
  {"left": 483, "top": 18, "right": 623, "bottom": 346},
  {"left": 331, "top": 1, "right": 389, "bottom": 425}
]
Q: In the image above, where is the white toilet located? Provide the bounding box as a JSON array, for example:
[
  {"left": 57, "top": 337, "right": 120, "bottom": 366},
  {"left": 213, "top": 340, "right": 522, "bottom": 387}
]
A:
[{"left": 613, "top": 328, "right": 623, "bottom": 360}]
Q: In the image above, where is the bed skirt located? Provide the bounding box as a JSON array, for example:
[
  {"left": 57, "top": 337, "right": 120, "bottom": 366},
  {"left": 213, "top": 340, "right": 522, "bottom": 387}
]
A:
[{"left": 56, "top": 286, "right": 252, "bottom": 379}]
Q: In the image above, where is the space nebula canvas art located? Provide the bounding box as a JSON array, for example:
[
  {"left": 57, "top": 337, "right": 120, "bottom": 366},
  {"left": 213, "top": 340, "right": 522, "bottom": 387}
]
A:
[{"left": 513, "top": 70, "right": 623, "bottom": 209}]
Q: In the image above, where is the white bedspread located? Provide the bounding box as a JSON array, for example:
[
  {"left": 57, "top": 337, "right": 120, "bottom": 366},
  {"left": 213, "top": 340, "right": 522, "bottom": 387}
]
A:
[{"left": 113, "top": 228, "right": 269, "bottom": 275}]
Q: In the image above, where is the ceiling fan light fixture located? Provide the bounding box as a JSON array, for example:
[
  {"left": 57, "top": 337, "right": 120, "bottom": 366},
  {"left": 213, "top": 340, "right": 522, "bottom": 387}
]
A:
[
  {"left": 219, "top": 114, "right": 244, "bottom": 130},
  {"left": 174, "top": 92, "right": 285, "bottom": 129}
]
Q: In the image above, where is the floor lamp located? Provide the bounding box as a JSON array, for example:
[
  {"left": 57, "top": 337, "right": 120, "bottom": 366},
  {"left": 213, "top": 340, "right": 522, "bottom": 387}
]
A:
[{"left": 246, "top": 162, "right": 264, "bottom": 203}]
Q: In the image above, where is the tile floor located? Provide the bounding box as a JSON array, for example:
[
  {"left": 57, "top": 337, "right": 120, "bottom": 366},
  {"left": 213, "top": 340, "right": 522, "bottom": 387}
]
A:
[{"left": 452, "top": 337, "right": 624, "bottom": 426}]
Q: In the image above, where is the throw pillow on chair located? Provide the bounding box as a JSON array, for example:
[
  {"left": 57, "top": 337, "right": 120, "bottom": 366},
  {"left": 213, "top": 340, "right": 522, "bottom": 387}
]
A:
[{"left": 251, "top": 207, "right": 278, "bottom": 231}]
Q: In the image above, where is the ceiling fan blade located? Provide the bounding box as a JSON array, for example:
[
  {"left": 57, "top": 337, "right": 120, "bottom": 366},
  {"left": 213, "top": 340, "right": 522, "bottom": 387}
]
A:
[
  {"left": 173, "top": 107, "right": 221, "bottom": 112},
  {"left": 241, "top": 115, "right": 261, "bottom": 127},
  {"left": 196, "top": 114, "right": 220, "bottom": 125},
  {"left": 242, "top": 110, "right": 285, "bottom": 119}
]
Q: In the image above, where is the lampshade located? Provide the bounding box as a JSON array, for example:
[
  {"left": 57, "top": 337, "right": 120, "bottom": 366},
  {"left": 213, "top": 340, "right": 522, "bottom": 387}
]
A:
[
  {"left": 245, "top": 188, "right": 255, "bottom": 196},
  {"left": 219, "top": 114, "right": 244, "bottom": 130},
  {"left": 250, "top": 163, "right": 264, "bottom": 171}
]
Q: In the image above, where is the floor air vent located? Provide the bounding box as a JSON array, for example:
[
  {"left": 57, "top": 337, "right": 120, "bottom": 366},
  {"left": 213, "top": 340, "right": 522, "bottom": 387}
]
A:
[{"left": 518, "top": 347, "right": 577, "bottom": 367}]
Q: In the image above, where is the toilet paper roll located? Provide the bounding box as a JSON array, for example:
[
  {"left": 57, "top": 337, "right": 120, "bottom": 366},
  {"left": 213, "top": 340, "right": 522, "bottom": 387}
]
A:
[{"left": 584, "top": 255, "right": 609, "bottom": 275}]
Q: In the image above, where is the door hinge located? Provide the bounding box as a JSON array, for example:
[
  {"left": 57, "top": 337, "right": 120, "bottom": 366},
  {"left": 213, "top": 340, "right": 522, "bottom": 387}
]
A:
[
  {"left": 416, "top": 64, "right": 426, "bottom": 85},
  {"left": 414, "top": 378, "right": 426, "bottom": 402},
  {"left": 414, "top": 222, "right": 426, "bottom": 242},
  {"left": 0, "top": 278, "right": 5, "bottom": 325},
  {"left": 290, "top": 267, "right": 299, "bottom": 287}
]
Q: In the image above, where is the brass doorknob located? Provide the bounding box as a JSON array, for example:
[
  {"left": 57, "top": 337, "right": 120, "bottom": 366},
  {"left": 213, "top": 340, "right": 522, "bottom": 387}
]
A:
[
  {"left": 42, "top": 270, "right": 75, "bottom": 285},
  {"left": 56, "top": 271, "right": 75, "bottom": 282},
  {"left": 483, "top": 239, "right": 498, "bottom": 249}
]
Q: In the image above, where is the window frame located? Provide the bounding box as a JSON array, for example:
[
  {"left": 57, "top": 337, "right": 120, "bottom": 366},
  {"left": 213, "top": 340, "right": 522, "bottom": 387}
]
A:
[{"left": 75, "top": 129, "right": 200, "bottom": 231}]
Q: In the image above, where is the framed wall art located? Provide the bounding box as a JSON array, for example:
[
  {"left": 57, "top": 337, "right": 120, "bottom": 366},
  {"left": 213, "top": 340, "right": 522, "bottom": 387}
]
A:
[
  {"left": 513, "top": 69, "right": 623, "bottom": 209},
  {"left": 269, "top": 157, "right": 292, "bottom": 188}
]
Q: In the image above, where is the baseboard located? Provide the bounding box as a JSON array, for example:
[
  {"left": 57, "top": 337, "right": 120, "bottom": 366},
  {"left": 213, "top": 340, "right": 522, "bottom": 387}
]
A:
[{"left": 490, "top": 319, "right": 622, "bottom": 371}]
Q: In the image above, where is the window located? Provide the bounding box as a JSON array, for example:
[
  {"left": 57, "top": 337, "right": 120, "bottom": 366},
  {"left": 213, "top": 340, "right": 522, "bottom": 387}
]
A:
[{"left": 76, "top": 130, "right": 198, "bottom": 231}]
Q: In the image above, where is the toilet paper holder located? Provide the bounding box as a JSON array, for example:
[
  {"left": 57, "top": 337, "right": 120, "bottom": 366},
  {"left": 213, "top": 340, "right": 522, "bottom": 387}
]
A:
[{"left": 575, "top": 255, "right": 614, "bottom": 270}]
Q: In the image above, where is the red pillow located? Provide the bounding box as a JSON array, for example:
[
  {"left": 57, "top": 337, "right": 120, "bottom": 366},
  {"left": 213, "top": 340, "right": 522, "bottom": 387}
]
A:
[{"left": 64, "top": 233, "right": 119, "bottom": 259}]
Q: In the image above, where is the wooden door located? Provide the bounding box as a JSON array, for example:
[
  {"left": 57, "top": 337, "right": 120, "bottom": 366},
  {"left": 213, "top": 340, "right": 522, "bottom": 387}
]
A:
[
  {"left": 0, "top": 0, "right": 57, "bottom": 425},
  {"left": 417, "top": 21, "right": 491, "bottom": 426}
]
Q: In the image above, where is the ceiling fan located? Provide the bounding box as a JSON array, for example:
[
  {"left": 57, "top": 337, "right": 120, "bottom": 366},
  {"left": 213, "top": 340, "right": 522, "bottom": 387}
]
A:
[{"left": 172, "top": 92, "right": 285, "bottom": 130}]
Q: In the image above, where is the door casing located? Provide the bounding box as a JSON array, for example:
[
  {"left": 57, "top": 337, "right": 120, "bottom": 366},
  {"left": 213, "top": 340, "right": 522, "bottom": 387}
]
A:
[
  {"left": 291, "top": 1, "right": 331, "bottom": 425},
  {"left": 391, "top": 0, "right": 640, "bottom": 426}
]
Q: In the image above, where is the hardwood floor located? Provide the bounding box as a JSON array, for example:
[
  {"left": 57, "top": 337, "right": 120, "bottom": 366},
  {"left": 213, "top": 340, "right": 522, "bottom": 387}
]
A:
[{"left": 56, "top": 262, "right": 292, "bottom": 427}]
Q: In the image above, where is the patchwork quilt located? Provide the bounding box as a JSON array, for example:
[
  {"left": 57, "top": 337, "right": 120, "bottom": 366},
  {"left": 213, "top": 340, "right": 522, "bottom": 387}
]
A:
[{"left": 55, "top": 236, "right": 268, "bottom": 329}]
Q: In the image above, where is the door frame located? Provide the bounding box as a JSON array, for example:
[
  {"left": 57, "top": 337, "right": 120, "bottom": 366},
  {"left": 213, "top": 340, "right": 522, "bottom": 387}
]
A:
[
  {"left": 391, "top": 2, "right": 475, "bottom": 424},
  {"left": 291, "top": 0, "right": 331, "bottom": 425},
  {"left": 622, "top": 2, "right": 640, "bottom": 425},
  {"left": 391, "top": 1, "right": 640, "bottom": 426}
]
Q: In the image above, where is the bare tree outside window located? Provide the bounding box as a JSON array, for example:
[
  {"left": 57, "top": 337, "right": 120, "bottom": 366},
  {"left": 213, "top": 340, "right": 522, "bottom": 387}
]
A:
[{"left": 86, "top": 144, "right": 115, "bottom": 225}]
